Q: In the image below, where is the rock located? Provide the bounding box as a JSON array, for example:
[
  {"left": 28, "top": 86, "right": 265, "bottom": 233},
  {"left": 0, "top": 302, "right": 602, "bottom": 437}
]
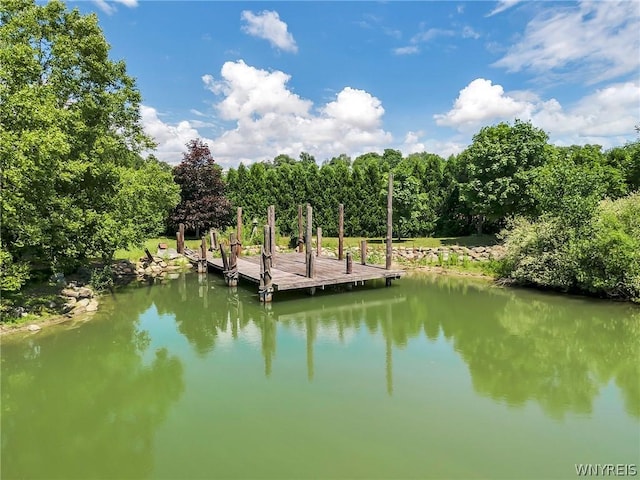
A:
[
  {"left": 27, "top": 324, "right": 41, "bottom": 332},
  {"left": 86, "top": 299, "right": 99, "bottom": 312},
  {"left": 76, "top": 298, "right": 91, "bottom": 308},
  {"left": 184, "top": 263, "right": 193, "bottom": 269},
  {"left": 73, "top": 306, "right": 87, "bottom": 315},
  {"left": 61, "top": 288, "right": 80, "bottom": 298},
  {"left": 165, "top": 265, "right": 181, "bottom": 271},
  {"left": 77, "top": 287, "right": 93, "bottom": 299},
  {"left": 167, "top": 273, "right": 180, "bottom": 280},
  {"left": 158, "top": 261, "right": 167, "bottom": 268}
]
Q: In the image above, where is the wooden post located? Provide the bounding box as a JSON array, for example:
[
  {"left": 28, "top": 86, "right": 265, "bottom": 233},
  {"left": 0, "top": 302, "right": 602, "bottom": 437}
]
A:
[
  {"left": 219, "top": 243, "right": 229, "bottom": 277},
  {"left": 338, "top": 203, "right": 344, "bottom": 260},
  {"left": 268, "top": 205, "right": 276, "bottom": 266},
  {"left": 237, "top": 207, "right": 243, "bottom": 257},
  {"left": 298, "top": 204, "right": 304, "bottom": 253},
  {"left": 209, "top": 228, "right": 218, "bottom": 252},
  {"left": 346, "top": 252, "right": 353, "bottom": 274},
  {"left": 386, "top": 173, "right": 393, "bottom": 270},
  {"left": 227, "top": 233, "right": 238, "bottom": 287},
  {"left": 360, "top": 240, "right": 367, "bottom": 265},
  {"left": 316, "top": 227, "right": 322, "bottom": 257},
  {"left": 176, "top": 231, "right": 180, "bottom": 253},
  {"left": 144, "top": 248, "right": 154, "bottom": 263},
  {"left": 178, "top": 223, "right": 185, "bottom": 254},
  {"left": 198, "top": 236, "right": 207, "bottom": 273},
  {"left": 305, "top": 204, "right": 314, "bottom": 278},
  {"left": 259, "top": 225, "right": 273, "bottom": 302}
]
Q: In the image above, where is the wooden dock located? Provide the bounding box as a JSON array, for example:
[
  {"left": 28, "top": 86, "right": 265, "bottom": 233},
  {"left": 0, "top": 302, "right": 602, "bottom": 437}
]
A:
[
  {"left": 185, "top": 250, "right": 404, "bottom": 295},
  {"left": 180, "top": 172, "right": 404, "bottom": 301}
]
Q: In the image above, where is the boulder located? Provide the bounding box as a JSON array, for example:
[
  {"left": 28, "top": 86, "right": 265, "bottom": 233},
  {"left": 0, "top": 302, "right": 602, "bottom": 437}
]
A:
[
  {"left": 76, "top": 298, "right": 91, "bottom": 308},
  {"left": 27, "top": 324, "right": 41, "bottom": 332},
  {"left": 61, "top": 288, "right": 80, "bottom": 298},
  {"left": 77, "top": 287, "right": 93, "bottom": 299},
  {"left": 86, "top": 299, "right": 99, "bottom": 312}
]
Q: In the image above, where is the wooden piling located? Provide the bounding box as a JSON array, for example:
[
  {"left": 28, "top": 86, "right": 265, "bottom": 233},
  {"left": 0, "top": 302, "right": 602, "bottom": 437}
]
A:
[
  {"left": 219, "top": 243, "right": 229, "bottom": 276},
  {"left": 176, "top": 231, "right": 180, "bottom": 253},
  {"left": 237, "top": 207, "right": 243, "bottom": 257},
  {"left": 386, "top": 173, "right": 393, "bottom": 270},
  {"left": 298, "top": 204, "right": 304, "bottom": 253},
  {"left": 209, "top": 228, "right": 218, "bottom": 252},
  {"left": 305, "top": 204, "right": 314, "bottom": 278},
  {"left": 260, "top": 225, "right": 273, "bottom": 302},
  {"left": 198, "top": 236, "right": 207, "bottom": 273},
  {"left": 316, "top": 227, "right": 322, "bottom": 257},
  {"left": 144, "top": 248, "right": 154, "bottom": 263},
  {"left": 346, "top": 252, "right": 353, "bottom": 274},
  {"left": 360, "top": 240, "right": 367, "bottom": 265},
  {"left": 178, "top": 223, "right": 185, "bottom": 254},
  {"left": 268, "top": 205, "right": 276, "bottom": 266},
  {"left": 338, "top": 203, "right": 344, "bottom": 260},
  {"left": 228, "top": 233, "right": 238, "bottom": 286}
]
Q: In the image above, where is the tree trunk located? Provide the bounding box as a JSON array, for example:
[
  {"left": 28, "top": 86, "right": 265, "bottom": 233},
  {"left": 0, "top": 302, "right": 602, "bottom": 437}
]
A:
[{"left": 475, "top": 215, "right": 485, "bottom": 235}]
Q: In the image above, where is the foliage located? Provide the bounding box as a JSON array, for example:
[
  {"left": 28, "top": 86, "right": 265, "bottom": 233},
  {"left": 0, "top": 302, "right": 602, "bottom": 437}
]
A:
[
  {"left": 459, "top": 120, "right": 550, "bottom": 232},
  {"left": 89, "top": 264, "right": 114, "bottom": 292},
  {"left": 0, "top": 247, "right": 30, "bottom": 292},
  {"left": 169, "top": 139, "right": 232, "bottom": 236},
  {"left": 500, "top": 193, "right": 640, "bottom": 301},
  {"left": 1, "top": 0, "right": 177, "bottom": 275}
]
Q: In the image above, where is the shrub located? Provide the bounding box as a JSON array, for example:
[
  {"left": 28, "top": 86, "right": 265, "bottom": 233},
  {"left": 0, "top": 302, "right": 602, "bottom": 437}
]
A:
[{"left": 500, "top": 193, "right": 640, "bottom": 301}]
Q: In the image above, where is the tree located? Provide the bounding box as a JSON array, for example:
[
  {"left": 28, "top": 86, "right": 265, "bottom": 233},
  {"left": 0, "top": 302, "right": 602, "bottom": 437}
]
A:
[
  {"left": 459, "top": 120, "right": 550, "bottom": 233},
  {"left": 1, "top": 0, "right": 172, "bottom": 278},
  {"left": 170, "top": 139, "right": 231, "bottom": 237}
]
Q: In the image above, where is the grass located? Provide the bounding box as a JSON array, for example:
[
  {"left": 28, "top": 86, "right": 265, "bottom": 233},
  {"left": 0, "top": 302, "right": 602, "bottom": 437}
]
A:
[{"left": 114, "top": 236, "right": 202, "bottom": 262}]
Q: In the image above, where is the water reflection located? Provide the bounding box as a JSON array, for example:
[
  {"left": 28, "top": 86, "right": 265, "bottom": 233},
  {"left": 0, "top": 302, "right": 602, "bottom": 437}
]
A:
[
  {"left": 148, "top": 273, "right": 639, "bottom": 420},
  {"left": 1, "top": 296, "right": 185, "bottom": 479}
]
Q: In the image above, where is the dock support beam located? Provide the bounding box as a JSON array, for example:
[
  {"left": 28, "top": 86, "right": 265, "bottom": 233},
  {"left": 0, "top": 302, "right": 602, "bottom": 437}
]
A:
[
  {"left": 227, "top": 233, "right": 238, "bottom": 287},
  {"left": 305, "top": 204, "right": 314, "bottom": 278},
  {"left": 360, "top": 240, "right": 367, "bottom": 265},
  {"left": 346, "top": 252, "right": 353, "bottom": 274},
  {"left": 259, "top": 225, "right": 273, "bottom": 302},
  {"left": 386, "top": 173, "right": 393, "bottom": 270},
  {"left": 177, "top": 223, "right": 185, "bottom": 254},
  {"left": 338, "top": 203, "right": 344, "bottom": 260},
  {"left": 268, "top": 205, "right": 276, "bottom": 266},
  {"left": 198, "top": 236, "right": 207, "bottom": 273},
  {"left": 316, "top": 227, "right": 322, "bottom": 257},
  {"left": 298, "top": 205, "right": 304, "bottom": 253},
  {"left": 237, "top": 207, "right": 243, "bottom": 257},
  {"left": 209, "top": 228, "right": 218, "bottom": 251}
]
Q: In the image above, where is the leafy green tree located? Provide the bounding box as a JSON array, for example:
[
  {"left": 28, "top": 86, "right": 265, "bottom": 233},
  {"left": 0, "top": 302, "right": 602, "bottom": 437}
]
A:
[
  {"left": 169, "top": 139, "right": 231, "bottom": 237},
  {"left": 459, "top": 120, "right": 550, "bottom": 233},
  {"left": 1, "top": 0, "right": 175, "bottom": 277}
]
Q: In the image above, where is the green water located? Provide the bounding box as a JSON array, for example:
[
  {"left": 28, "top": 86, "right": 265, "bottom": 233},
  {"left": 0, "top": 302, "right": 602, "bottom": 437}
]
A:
[{"left": 2, "top": 273, "right": 639, "bottom": 479}]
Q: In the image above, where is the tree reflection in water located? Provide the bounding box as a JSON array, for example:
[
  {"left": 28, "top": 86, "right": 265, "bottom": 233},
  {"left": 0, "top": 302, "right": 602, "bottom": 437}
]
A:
[
  {"left": 155, "top": 273, "right": 638, "bottom": 420},
  {"left": 1, "top": 292, "right": 185, "bottom": 479}
]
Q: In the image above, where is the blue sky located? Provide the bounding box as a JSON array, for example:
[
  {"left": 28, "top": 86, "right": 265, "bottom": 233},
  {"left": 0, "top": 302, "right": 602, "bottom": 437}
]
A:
[{"left": 72, "top": 0, "right": 639, "bottom": 165}]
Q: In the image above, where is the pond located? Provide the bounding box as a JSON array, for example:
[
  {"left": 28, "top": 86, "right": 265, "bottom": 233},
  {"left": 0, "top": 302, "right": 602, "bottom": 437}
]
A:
[{"left": 1, "top": 273, "right": 638, "bottom": 479}]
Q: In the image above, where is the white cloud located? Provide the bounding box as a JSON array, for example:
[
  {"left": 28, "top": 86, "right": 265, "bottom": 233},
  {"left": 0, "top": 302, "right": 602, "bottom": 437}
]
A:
[
  {"left": 461, "top": 26, "right": 480, "bottom": 39},
  {"left": 92, "top": 0, "right": 137, "bottom": 15},
  {"left": 434, "top": 78, "right": 533, "bottom": 130},
  {"left": 400, "top": 131, "right": 465, "bottom": 158},
  {"left": 486, "top": 0, "right": 522, "bottom": 17},
  {"left": 190, "top": 61, "right": 392, "bottom": 165},
  {"left": 494, "top": 1, "right": 640, "bottom": 83},
  {"left": 203, "top": 60, "right": 312, "bottom": 121},
  {"left": 393, "top": 46, "right": 420, "bottom": 56},
  {"left": 140, "top": 105, "right": 216, "bottom": 164},
  {"left": 434, "top": 77, "right": 640, "bottom": 148},
  {"left": 411, "top": 28, "right": 455, "bottom": 44},
  {"left": 241, "top": 10, "right": 298, "bottom": 53}
]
